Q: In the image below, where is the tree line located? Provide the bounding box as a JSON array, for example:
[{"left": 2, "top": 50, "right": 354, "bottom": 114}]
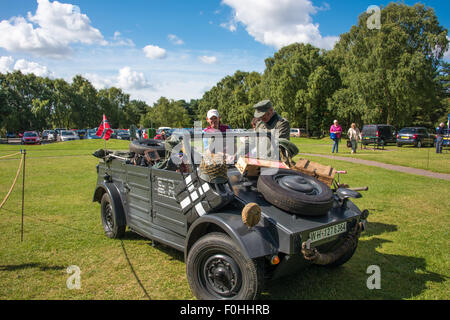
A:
[{"left": 1, "top": 3, "right": 449, "bottom": 136}]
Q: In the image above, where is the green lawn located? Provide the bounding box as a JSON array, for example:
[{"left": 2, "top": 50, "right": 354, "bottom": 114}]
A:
[
  {"left": 0, "top": 140, "right": 449, "bottom": 300},
  {"left": 291, "top": 137, "right": 450, "bottom": 174}
]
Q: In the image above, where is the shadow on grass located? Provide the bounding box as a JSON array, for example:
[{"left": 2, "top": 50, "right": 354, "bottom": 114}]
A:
[
  {"left": 261, "top": 227, "right": 447, "bottom": 300},
  {"left": 121, "top": 230, "right": 184, "bottom": 262},
  {"left": 0, "top": 263, "right": 66, "bottom": 272}
]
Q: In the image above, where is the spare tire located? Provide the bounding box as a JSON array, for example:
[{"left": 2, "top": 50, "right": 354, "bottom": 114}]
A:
[
  {"left": 257, "top": 169, "right": 334, "bottom": 216},
  {"left": 129, "top": 139, "right": 166, "bottom": 157}
]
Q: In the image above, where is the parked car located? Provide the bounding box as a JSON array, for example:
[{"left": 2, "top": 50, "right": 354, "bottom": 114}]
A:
[
  {"left": 361, "top": 124, "right": 397, "bottom": 146},
  {"left": 21, "top": 131, "right": 41, "bottom": 145},
  {"left": 58, "top": 130, "right": 80, "bottom": 142},
  {"left": 439, "top": 128, "right": 450, "bottom": 147},
  {"left": 47, "top": 130, "right": 57, "bottom": 141},
  {"left": 76, "top": 129, "right": 87, "bottom": 139},
  {"left": 86, "top": 129, "right": 101, "bottom": 139},
  {"left": 93, "top": 131, "right": 369, "bottom": 300},
  {"left": 290, "top": 128, "right": 301, "bottom": 137},
  {"left": 6, "top": 132, "right": 16, "bottom": 138},
  {"left": 396, "top": 127, "right": 435, "bottom": 148},
  {"left": 114, "top": 129, "right": 130, "bottom": 140}
]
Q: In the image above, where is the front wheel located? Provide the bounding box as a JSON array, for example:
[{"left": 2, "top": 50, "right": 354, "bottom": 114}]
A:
[{"left": 186, "top": 233, "right": 264, "bottom": 300}]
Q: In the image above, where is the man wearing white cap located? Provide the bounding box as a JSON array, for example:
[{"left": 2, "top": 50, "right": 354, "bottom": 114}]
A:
[{"left": 204, "top": 109, "right": 230, "bottom": 133}]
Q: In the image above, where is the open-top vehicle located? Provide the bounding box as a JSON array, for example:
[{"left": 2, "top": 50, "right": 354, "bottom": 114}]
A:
[{"left": 93, "top": 131, "right": 369, "bottom": 300}]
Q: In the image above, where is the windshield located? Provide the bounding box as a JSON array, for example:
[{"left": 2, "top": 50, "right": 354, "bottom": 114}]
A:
[
  {"left": 62, "top": 131, "right": 75, "bottom": 136},
  {"left": 24, "top": 132, "right": 37, "bottom": 137},
  {"left": 166, "top": 130, "right": 282, "bottom": 170},
  {"left": 399, "top": 128, "right": 417, "bottom": 134}
]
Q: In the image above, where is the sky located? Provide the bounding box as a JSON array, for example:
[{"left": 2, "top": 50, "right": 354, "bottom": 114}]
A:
[{"left": 0, "top": 0, "right": 449, "bottom": 105}]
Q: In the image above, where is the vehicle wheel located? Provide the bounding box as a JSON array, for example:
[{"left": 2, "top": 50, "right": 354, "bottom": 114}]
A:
[
  {"left": 416, "top": 140, "right": 422, "bottom": 148},
  {"left": 397, "top": 143, "right": 402, "bottom": 147},
  {"left": 186, "top": 232, "right": 264, "bottom": 300},
  {"left": 100, "top": 193, "right": 125, "bottom": 239},
  {"left": 257, "top": 169, "right": 334, "bottom": 216},
  {"left": 129, "top": 139, "right": 166, "bottom": 157}
]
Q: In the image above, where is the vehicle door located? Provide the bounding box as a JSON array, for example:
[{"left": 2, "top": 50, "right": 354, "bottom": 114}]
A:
[
  {"left": 417, "top": 128, "right": 427, "bottom": 145},
  {"left": 151, "top": 168, "right": 187, "bottom": 236},
  {"left": 124, "top": 164, "right": 152, "bottom": 229}
]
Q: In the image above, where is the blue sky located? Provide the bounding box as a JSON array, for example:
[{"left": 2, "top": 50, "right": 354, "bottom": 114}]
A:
[{"left": 0, "top": 0, "right": 448, "bottom": 105}]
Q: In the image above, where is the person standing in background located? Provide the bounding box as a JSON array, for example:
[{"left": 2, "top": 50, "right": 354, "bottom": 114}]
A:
[
  {"left": 436, "top": 122, "right": 445, "bottom": 154},
  {"left": 347, "top": 123, "right": 361, "bottom": 154},
  {"left": 330, "top": 120, "right": 343, "bottom": 153}
]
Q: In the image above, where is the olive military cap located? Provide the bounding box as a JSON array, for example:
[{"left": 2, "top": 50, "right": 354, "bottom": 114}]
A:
[{"left": 253, "top": 100, "right": 273, "bottom": 118}]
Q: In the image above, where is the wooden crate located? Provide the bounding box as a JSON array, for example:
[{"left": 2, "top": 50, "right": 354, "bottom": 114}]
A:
[{"left": 293, "top": 159, "right": 336, "bottom": 186}]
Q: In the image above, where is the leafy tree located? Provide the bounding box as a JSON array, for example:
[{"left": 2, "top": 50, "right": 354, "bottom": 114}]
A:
[
  {"left": 197, "top": 71, "right": 262, "bottom": 128},
  {"left": 141, "top": 97, "right": 192, "bottom": 128},
  {"left": 262, "top": 43, "right": 337, "bottom": 136},
  {"left": 329, "top": 3, "right": 448, "bottom": 129}
]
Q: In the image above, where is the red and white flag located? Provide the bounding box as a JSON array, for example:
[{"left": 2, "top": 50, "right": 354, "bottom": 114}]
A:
[{"left": 96, "top": 114, "right": 113, "bottom": 140}]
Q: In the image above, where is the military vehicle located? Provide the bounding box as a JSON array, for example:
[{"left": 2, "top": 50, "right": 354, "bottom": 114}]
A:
[{"left": 93, "top": 131, "right": 369, "bottom": 300}]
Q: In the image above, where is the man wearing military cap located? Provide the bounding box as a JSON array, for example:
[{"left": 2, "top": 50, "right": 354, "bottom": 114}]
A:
[{"left": 253, "top": 100, "right": 290, "bottom": 140}]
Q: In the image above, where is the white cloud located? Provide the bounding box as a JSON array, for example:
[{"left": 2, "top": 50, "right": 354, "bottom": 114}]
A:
[
  {"left": 0, "top": 55, "right": 53, "bottom": 77},
  {"left": 199, "top": 55, "right": 217, "bottom": 64},
  {"left": 117, "top": 67, "right": 151, "bottom": 90},
  {"left": 143, "top": 45, "right": 167, "bottom": 59},
  {"left": 83, "top": 66, "right": 151, "bottom": 91},
  {"left": 14, "top": 59, "right": 53, "bottom": 77},
  {"left": 168, "top": 34, "right": 184, "bottom": 45},
  {"left": 0, "top": 56, "right": 14, "bottom": 73},
  {"left": 110, "top": 31, "right": 135, "bottom": 47},
  {"left": 0, "top": 0, "right": 106, "bottom": 58},
  {"left": 222, "top": 0, "right": 338, "bottom": 50}
]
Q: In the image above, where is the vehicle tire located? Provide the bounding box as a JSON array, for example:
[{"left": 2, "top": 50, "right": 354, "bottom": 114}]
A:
[
  {"left": 257, "top": 169, "right": 334, "bottom": 216},
  {"left": 100, "top": 193, "right": 125, "bottom": 239},
  {"left": 129, "top": 139, "right": 166, "bottom": 157},
  {"left": 186, "top": 232, "right": 264, "bottom": 300},
  {"left": 416, "top": 140, "right": 422, "bottom": 148},
  {"left": 397, "top": 143, "right": 402, "bottom": 147}
]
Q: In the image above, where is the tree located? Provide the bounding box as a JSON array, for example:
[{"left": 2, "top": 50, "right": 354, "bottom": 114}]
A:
[
  {"left": 141, "top": 97, "right": 192, "bottom": 128},
  {"left": 262, "top": 43, "right": 337, "bottom": 135},
  {"left": 329, "top": 3, "right": 448, "bottom": 129},
  {"left": 197, "top": 71, "right": 262, "bottom": 128}
]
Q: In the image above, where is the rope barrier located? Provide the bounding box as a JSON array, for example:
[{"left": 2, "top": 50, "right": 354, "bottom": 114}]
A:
[
  {"left": 0, "top": 152, "right": 24, "bottom": 210},
  {"left": 0, "top": 152, "right": 20, "bottom": 159}
]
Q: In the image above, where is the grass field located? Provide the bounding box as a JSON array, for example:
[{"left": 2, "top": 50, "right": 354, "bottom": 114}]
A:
[{"left": 0, "top": 139, "right": 449, "bottom": 300}]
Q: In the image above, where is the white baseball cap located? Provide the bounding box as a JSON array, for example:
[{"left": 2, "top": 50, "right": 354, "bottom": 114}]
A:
[{"left": 207, "top": 109, "right": 220, "bottom": 119}]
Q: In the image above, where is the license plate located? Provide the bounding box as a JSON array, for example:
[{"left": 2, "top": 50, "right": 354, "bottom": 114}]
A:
[
  {"left": 309, "top": 222, "right": 347, "bottom": 243},
  {"left": 401, "top": 136, "right": 409, "bottom": 139}
]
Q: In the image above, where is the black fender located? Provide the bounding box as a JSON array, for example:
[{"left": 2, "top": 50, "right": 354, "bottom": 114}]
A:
[
  {"left": 93, "top": 182, "right": 127, "bottom": 228},
  {"left": 185, "top": 212, "right": 279, "bottom": 261}
]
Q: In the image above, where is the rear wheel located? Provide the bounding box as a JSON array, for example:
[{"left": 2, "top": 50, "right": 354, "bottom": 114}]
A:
[
  {"left": 101, "top": 193, "right": 125, "bottom": 239},
  {"left": 186, "top": 233, "right": 264, "bottom": 300},
  {"left": 416, "top": 140, "right": 422, "bottom": 148}
]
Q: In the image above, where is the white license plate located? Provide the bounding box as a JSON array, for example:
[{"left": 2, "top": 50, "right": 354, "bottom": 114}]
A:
[{"left": 309, "top": 222, "right": 347, "bottom": 243}]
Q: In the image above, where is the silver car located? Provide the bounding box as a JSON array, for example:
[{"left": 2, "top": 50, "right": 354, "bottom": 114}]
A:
[{"left": 59, "top": 130, "right": 80, "bottom": 142}]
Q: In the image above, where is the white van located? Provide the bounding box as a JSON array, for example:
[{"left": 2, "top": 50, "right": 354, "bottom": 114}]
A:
[{"left": 290, "top": 128, "right": 301, "bottom": 137}]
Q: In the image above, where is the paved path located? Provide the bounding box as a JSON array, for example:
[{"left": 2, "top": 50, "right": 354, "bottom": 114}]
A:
[{"left": 300, "top": 153, "right": 450, "bottom": 181}]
